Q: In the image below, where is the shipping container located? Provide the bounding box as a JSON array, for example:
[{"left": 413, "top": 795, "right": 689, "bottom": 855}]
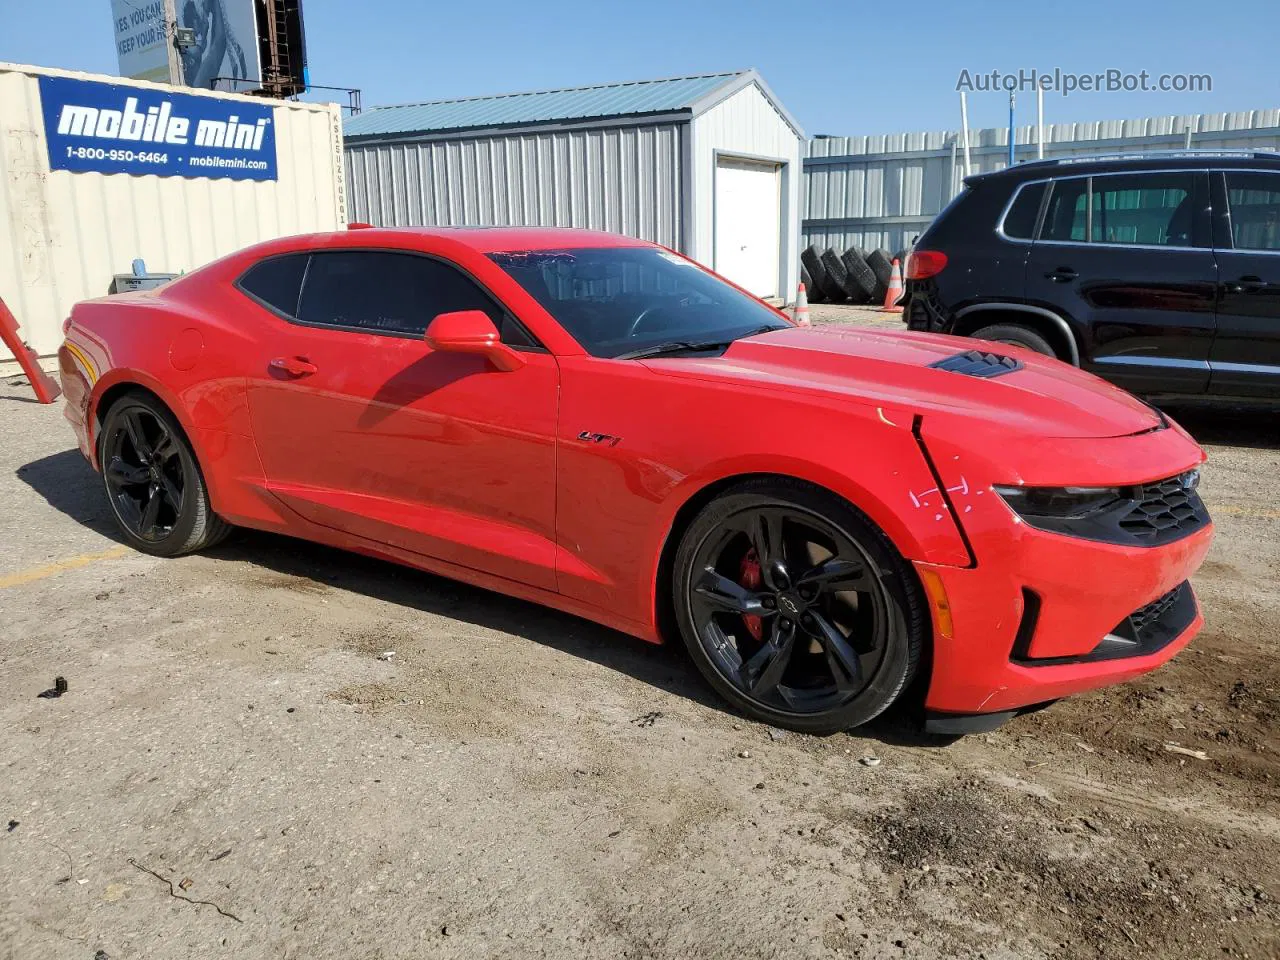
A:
[{"left": 0, "top": 61, "right": 348, "bottom": 361}]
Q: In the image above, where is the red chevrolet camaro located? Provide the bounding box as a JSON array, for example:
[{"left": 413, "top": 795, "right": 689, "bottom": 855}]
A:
[{"left": 58, "top": 226, "right": 1213, "bottom": 735}]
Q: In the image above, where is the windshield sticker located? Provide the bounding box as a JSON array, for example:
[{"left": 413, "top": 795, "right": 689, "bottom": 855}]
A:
[{"left": 655, "top": 251, "right": 695, "bottom": 267}]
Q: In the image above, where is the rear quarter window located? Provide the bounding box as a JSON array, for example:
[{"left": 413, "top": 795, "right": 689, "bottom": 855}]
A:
[
  {"left": 1001, "top": 182, "right": 1046, "bottom": 239},
  {"left": 238, "top": 254, "right": 309, "bottom": 318}
]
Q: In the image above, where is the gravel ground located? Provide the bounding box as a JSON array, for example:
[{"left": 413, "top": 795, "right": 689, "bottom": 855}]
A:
[{"left": 1, "top": 318, "right": 1277, "bottom": 959}]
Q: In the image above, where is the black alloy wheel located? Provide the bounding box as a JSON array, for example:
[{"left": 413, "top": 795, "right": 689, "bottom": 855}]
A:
[
  {"left": 673, "top": 480, "right": 925, "bottom": 734},
  {"left": 103, "top": 406, "right": 185, "bottom": 542},
  {"left": 99, "top": 393, "right": 232, "bottom": 556}
]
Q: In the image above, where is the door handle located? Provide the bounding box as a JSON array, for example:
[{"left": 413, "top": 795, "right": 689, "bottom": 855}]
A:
[
  {"left": 1225, "top": 275, "right": 1269, "bottom": 293},
  {"left": 269, "top": 356, "right": 318, "bottom": 377},
  {"left": 1045, "top": 267, "right": 1078, "bottom": 283}
]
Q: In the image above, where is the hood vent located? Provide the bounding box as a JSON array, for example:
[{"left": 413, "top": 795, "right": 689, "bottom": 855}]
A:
[{"left": 929, "top": 349, "right": 1024, "bottom": 379}]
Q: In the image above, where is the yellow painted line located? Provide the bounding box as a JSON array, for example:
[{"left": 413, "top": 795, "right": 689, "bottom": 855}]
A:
[
  {"left": 1209, "top": 504, "right": 1280, "bottom": 520},
  {"left": 0, "top": 545, "right": 130, "bottom": 589}
]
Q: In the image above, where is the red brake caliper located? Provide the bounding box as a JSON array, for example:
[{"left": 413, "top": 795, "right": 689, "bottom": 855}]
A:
[{"left": 739, "top": 548, "right": 764, "bottom": 642}]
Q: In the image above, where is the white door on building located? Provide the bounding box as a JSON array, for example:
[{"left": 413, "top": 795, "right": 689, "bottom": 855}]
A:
[{"left": 714, "top": 157, "right": 781, "bottom": 298}]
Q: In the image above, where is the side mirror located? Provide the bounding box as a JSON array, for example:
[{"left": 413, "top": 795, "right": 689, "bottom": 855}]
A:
[{"left": 423, "top": 310, "right": 526, "bottom": 372}]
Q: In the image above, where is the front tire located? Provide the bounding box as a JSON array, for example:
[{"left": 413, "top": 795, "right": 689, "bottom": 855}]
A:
[
  {"left": 671, "top": 479, "right": 927, "bottom": 734},
  {"left": 99, "top": 393, "right": 232, "bottom": 557}
]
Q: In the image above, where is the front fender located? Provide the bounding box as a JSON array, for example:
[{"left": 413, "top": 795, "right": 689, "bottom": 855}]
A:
[
  {"left": 650, "top": 443, "right": 972, "bottom": 576},
  {"left": 553, "top": 356, "right": 973, "bottom": 635}
]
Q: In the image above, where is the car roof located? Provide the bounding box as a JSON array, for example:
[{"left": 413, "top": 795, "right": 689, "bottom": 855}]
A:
[
  {"left": 319, "top": 225, "right": 653, "bottom": 253},
  {"left": 967, "top": 150, "right": 1280, "bottom": 185}
]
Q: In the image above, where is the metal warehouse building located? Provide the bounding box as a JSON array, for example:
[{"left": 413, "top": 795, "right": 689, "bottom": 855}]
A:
[{"left": 344, "top": 70, "right": 803, "bottom": 300}]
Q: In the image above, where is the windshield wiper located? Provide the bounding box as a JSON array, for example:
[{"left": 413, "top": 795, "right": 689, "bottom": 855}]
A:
[
  {"left": 614, "top": 339, "right": 734, "bottom": 360},
  {"left": 613, "top": 326, "right": 781, "bottom": 361}
]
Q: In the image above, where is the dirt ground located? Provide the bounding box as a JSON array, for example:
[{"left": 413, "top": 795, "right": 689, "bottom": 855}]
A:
[{"left": 1, "top": 309, "right": 1277, "bottom": 960}]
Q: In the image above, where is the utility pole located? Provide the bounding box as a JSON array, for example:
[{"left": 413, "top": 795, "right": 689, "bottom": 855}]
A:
[
  {"left": 163, "top": 0, "right": 183, "bottom": 85},
  {"left": 1008, "top": 91, "right": 1016, "bottom": 166},
  {"left": 1036, "top": 85, "right": 1045, "bottom": 159}
]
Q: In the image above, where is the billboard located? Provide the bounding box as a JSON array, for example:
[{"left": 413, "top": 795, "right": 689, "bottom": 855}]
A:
[
  {"left": 176, "top": 0, "right": 262, "bottom": 90},
  {"left": 111, "top": 0, "right": 174, "bottom": 83},
  {"left": 38, "top": 74, "right": 278, "bottom": 182}
]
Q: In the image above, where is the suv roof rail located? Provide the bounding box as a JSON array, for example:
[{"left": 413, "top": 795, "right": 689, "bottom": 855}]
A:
[{"left": 1017, "top": 149, "right": 1280, "bottom": 168}]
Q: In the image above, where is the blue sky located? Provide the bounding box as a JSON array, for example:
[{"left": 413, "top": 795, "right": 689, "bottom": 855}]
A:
[{"left": 4, "top": 0, "right": 1277, "bottom": 135}]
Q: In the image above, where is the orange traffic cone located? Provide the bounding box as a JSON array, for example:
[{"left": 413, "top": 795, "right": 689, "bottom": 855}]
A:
[
  {"left": 792, "top": 282, "right": 811, "bottom": 326},
  {"left": 881, "top": 258, "right": 904, "bottom": 312}
]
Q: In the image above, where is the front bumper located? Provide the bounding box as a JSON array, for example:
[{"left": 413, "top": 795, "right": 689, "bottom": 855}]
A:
[
  {"left": 917, "top": 523, "right": 1212, "bottom": 717},
  {"left": 910, "top": 406, "right": 1213, "bottom": 720}
]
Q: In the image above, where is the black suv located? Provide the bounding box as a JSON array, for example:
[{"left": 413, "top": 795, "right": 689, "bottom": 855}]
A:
[{"left": 903, "top": 152, "right": 1280, "bottom": 400}]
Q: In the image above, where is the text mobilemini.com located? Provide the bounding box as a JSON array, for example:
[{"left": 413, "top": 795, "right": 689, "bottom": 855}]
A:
[
  {"left": 956, "top": 68, "right": 1213, "bottom": 97},
  {"left": 188, "top": 156, "right": 270, "bottom": 170}
]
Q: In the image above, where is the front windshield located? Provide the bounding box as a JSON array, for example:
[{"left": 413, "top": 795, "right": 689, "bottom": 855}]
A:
[{"left": 488, "top": 247, "right": 789, "bottom": 358}]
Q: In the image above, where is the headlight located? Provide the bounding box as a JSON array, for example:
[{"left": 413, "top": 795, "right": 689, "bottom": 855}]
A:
[
  {"left": 992, "top": 471, "right": 1207, "bottom": 546},
  {"left": 993, "top": 485, "right": 1125, "bottom": 521}
]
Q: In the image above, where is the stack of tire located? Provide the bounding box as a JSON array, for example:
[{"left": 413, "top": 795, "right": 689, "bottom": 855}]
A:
[{"left": 800, "top": 245, "right": 907, "bottom": 305}]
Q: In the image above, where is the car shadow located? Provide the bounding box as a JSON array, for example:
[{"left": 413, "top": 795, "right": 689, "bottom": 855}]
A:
[
  {"left": 16, "top": 447, "right": 951, "bottom": 749},
  {"left": 1158, "top": 403, "right": 1280, "bottom": 451},
  {"left": 15, "top": 448, "right": 124, "bottom": 540},
  {"left": 207, "top": 529, "right": 945, "bottom": 746}
]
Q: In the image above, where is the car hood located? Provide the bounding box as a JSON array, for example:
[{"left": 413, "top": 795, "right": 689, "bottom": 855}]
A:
[{"left": 646, "top": 325, "right": 1162, "bottom": 439}]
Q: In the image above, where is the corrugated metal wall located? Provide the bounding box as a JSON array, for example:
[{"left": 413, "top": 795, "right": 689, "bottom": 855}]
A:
[
  {"left": 0, "top": 62, "right": 347, "bottom": 358},
  {"left": 344, "top": 124, "right": 684, "bottom": 249},
  {"left": 803, "top": 109, "right": 1280, "bottom": 254}
]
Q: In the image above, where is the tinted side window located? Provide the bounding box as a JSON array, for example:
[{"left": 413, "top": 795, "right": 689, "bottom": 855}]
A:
[
  {"left": 1001, "top": 181, "right": 1046, "bottom": 239},
  {"left": 1089, "top": 172, "right": 1196, "bottom": 246},
  {"left": 1041, "top": 178, "right": 1090, "bottom": 242},
  {"left": 1225, "top": 172, "right": 1280, "bottom": 251},
  {"left": 296, "top": 251, "right": 536, "bottom": 346},
  {"left": 238, "top": 254, "right": 309, "bottom": 317}
]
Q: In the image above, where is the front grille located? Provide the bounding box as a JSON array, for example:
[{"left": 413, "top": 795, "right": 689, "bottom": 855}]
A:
[
  {"left": 1014, "top": 581, "right": 1196, "bottom": 666},
  {"left": 1104, "top": 581, "right": 1197, "bottom": 653},
  {"left": 929, "top": 349, "right": 1024, "bottom": 379},
  {"left": 1117, "top": 472, "right": 1208, "bottom": 546},
  {"left": 1128, "top": 585, "right": 1183, "bottom": 637}
]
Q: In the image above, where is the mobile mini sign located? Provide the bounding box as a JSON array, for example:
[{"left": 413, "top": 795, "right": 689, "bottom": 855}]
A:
[{"left": 38, "top": 75, "right": 278, "bottom": 182}]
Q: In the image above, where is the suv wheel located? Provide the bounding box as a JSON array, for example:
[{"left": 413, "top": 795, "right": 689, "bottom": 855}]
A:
[{"left": 969, "top": 323, "right": 1058, "bottom": 359}]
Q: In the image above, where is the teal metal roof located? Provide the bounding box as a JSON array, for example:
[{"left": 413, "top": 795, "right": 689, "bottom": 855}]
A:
[{"left": 344, "top": 71, "right": 747, "bottom": 140}]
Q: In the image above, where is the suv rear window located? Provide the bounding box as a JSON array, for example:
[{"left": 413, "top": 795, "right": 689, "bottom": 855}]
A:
[
  {"left": 1040, "top": 173, "right": 1198, "bottom": 246},
  {"left": 1001, "top": 182, "right": 1046, "bottom": 239},
  {"left": 1042, "top": 178, "right": 1090, "bottom": 242},
  {"left": 1090, "top": 173, "right": 1195, "bottom": 246}
]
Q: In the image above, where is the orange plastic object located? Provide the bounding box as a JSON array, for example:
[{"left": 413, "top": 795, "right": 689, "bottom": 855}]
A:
[{"left": 0, "top": 296, "right": 61, "bottom": 404}]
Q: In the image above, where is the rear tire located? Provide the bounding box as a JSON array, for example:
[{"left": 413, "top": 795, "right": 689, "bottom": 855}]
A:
[
  {"left": 99, "top": 392, "right": 232, "bottom": 557},
  {"left": 671, "top": 478, "right": 927, "bottom": 734},
  {"left": 968, "top": 323, "right": 1058, "bottom": 359}
]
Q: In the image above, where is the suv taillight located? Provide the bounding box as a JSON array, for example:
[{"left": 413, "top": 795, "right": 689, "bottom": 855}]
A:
[{"left": 905, "top": 250, "right": 948, "bottom": 280}]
